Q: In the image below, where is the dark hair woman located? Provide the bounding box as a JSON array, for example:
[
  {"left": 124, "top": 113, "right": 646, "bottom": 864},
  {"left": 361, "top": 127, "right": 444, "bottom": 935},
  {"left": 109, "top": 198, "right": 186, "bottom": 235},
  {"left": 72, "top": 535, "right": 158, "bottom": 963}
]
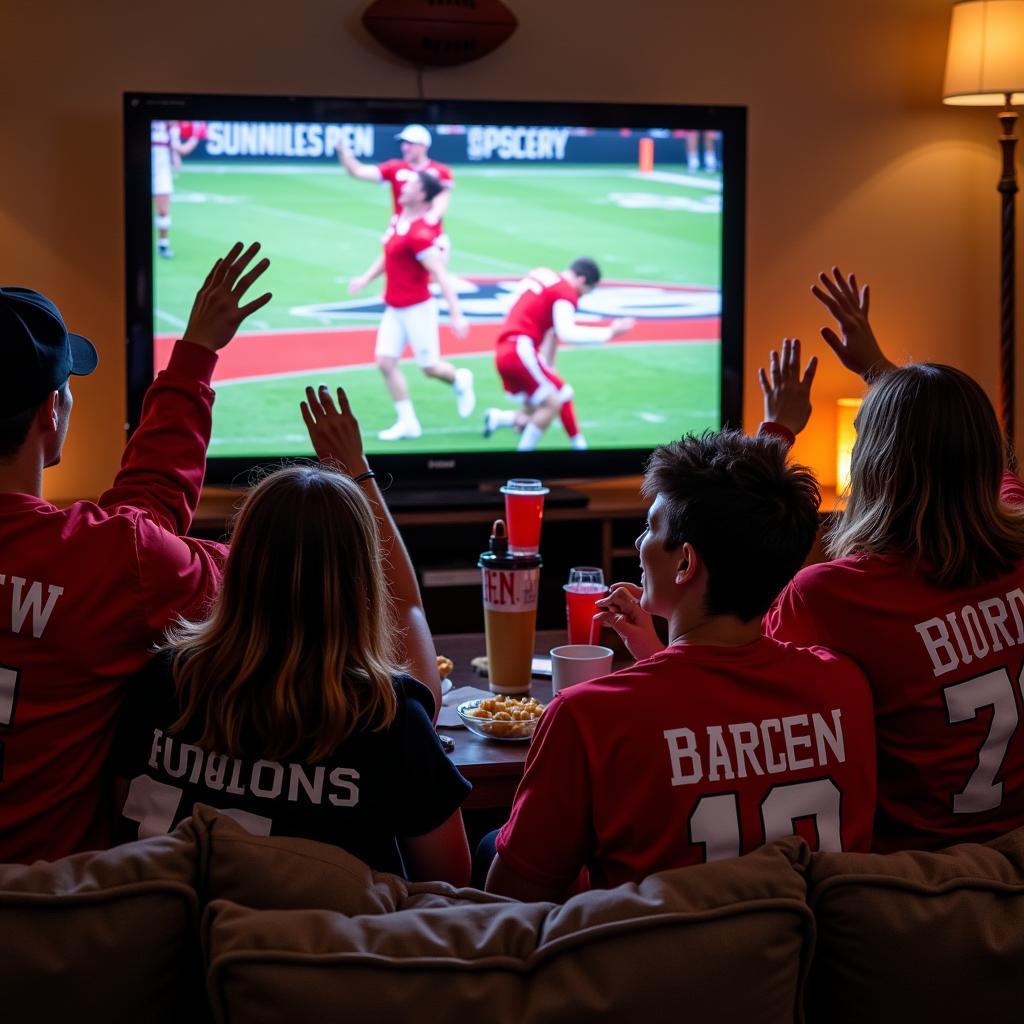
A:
[{"left": 116, "top": 386, "right": 471, "bottom": 884}]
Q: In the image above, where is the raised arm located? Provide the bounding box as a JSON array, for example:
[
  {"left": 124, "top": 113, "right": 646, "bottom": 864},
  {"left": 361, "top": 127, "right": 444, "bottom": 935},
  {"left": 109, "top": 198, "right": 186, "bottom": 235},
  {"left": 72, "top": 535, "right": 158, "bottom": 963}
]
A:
[
  {"left": 757, "top": 337, "right": 818, "bottom": 437},
  {"left": 426, "top": 185, "right": 452, "bottom": 224},
  {"left": 811, "top": 267, "right": 895, "bottom": 384},
  {"left": 301, "top": 384, "right": 443, "bottom": 715},
  {"left": 99, "top": 242, "right": 272, "bottom": 534},
  {"left": 337, "top": 145, "right": 383, "bottom": 183}
]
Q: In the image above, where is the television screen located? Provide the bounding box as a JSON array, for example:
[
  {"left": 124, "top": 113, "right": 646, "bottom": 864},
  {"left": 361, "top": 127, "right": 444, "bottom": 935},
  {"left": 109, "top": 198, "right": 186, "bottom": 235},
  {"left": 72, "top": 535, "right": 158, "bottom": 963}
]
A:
[{"left": 125, "top": 95, "right": 745, "bottom": 488}]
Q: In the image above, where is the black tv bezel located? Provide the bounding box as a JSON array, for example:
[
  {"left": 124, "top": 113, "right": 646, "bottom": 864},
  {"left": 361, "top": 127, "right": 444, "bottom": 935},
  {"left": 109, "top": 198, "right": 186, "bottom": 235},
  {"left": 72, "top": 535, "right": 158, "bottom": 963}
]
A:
[{"left": 124, "top": 92, "right": 746, "bottom": 489}]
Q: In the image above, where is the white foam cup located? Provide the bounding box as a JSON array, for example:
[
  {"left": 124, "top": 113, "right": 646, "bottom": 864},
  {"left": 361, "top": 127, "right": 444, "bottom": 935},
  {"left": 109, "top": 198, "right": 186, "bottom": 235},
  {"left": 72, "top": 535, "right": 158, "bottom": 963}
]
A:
[{"left": 550, "top": 644, "right": 615, "bottom": 694}]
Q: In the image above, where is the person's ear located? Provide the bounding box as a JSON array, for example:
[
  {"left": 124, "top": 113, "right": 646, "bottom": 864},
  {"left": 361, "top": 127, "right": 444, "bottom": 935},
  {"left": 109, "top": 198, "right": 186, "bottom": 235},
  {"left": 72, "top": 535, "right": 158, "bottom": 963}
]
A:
[
  {"left": 36, "top": 391, "right": 60, "bottom": 433},
  {"left": 675, "top": 542, "right": 699, "bottom": 585}
]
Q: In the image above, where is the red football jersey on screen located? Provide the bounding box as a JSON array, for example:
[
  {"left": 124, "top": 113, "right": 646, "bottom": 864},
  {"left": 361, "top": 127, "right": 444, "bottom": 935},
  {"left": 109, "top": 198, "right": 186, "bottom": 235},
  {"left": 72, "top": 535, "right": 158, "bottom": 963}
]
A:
[
  {"left": 0, "top": 342, "right": 227, "bottom": 864},
  {"left": 496, "top": 639, "right": 875, "bottom": 889},
  {"left": 766, "top": 472, "right": 1024, "bottom": 852},
  {"left": 382, "top": 215, "right": 440, "bottom": 309},
  {"left": 378, "top": 159, "right": 453, "bottom": 215},
  {"left": 498, "top": 268, "right": 579, "bottom": 349}
]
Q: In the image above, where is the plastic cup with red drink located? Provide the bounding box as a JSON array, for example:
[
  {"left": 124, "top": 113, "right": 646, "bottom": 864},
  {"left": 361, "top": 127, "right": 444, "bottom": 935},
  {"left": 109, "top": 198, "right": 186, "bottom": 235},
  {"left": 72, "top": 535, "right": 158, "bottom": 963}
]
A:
[
  {"left": 500, "top": 478, "right": 550, "bottom": 556},
  {"left": 564, "top": 566, "right": 609, "bottom": 645}
]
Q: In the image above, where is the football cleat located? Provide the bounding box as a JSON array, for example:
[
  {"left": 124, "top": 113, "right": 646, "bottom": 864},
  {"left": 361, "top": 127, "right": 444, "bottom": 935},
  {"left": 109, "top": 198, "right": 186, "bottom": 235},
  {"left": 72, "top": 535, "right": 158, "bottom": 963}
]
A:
[
  {"left": 378, "top": 421, "right": 422, "bottom": 441},
  {"left": 483, "top": 407, "right": 500, "bottom": 439}
]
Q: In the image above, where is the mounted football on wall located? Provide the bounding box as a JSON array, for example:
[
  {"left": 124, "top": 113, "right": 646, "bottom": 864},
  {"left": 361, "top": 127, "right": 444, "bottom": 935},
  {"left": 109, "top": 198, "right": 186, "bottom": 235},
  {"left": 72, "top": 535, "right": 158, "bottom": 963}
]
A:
[{"left": 362, "top": 0, "right": 518, "bottom": 67}]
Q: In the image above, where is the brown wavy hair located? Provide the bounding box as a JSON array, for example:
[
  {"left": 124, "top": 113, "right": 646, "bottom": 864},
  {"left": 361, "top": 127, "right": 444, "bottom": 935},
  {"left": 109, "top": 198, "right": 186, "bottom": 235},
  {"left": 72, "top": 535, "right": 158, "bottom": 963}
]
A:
[
  {"left": 828, "top": 363, "right": 1024, "bottom": 587},
  {"left": 166, "top": 465, "right": 399, "bottom": 761}
]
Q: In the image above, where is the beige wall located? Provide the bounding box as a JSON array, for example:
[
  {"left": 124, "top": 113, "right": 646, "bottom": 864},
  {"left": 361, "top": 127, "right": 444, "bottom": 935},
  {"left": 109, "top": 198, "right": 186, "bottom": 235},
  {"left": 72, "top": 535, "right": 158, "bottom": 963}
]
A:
[{"left": 0, "top": 0, "right": 1010, "bottom": 499}]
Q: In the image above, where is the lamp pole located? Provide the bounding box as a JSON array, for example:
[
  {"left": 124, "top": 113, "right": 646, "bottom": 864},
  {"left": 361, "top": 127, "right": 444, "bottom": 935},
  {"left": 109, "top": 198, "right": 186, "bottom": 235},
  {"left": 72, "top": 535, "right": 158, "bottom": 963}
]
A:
[{"left": 998, "top": 92, "right": 1018, "bottom": 441}]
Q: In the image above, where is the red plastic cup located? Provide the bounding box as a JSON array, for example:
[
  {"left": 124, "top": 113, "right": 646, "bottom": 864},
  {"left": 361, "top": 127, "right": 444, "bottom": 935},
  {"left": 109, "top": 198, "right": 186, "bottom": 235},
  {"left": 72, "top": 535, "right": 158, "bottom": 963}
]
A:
[
  {"left": 564, "top": 567, "right": 608, "bottom": 645},
  {"left": 500, "top": 479, "right": 550, "bottom": 556}
]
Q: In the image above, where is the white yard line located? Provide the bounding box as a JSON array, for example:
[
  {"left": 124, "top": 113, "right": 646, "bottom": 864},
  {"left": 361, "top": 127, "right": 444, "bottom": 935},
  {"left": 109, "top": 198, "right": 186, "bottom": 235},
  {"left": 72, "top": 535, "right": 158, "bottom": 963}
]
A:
[{"left": 155, "top": 309, "right": 188, "bottom": 329}]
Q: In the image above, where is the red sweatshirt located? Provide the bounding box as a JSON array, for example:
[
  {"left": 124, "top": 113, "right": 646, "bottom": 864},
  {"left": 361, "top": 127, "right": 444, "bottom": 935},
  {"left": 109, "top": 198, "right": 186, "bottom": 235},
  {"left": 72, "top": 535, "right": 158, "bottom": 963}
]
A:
[{"left": 0, "top": 340, "right": 227, "bottom": 863}]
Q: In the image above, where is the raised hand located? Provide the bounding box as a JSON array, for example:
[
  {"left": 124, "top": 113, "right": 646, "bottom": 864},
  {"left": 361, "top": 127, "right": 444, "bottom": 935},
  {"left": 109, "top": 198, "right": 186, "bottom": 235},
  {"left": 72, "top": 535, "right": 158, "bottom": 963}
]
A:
[
  {"left": 594, "top": 582, "right": 664, "bottom": 661},
  {"left": 182, "top": 242, "right": 272, "bottom": 352},
  {"left": 300, "top": 384, "right": 370, "bottom": 476},
  {"left": 758, "top": 337, "right": 817, "bottom": 436},
  {"left": 811, "top": 267, "right": 894, "bottom": 383}
]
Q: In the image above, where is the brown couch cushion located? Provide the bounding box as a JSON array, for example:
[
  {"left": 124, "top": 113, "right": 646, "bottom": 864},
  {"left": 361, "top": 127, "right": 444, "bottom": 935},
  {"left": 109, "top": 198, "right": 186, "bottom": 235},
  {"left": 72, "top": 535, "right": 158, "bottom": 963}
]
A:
[
  {"left": 807, "top": 825, "right": 1024, "bottom": 1023},
  {"left": 204, "top": 836, "right": 814, "bottom": 1024},
  {"left": 190, "top": 803, "right": 409, "bottom": 914},
  {"left": 0, "top": 819, "right": 204, "bottom": 1024}
]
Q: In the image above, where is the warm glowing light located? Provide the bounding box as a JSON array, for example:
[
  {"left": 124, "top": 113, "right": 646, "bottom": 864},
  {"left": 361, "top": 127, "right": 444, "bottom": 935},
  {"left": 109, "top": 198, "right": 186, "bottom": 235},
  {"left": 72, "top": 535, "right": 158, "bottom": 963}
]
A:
[
  {"left": 836, "top": 398, "right": 862, "bottom": 494},
  {"left": 943, "top": 1, "right": 1024, "bottom": 105}
]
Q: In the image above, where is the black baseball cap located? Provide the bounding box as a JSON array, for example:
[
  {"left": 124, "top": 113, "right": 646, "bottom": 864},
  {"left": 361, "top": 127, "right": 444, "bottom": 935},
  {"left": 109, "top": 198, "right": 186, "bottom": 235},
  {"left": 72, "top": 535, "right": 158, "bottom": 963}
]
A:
[{"left": 0, "top": 287, "right": 98, "bottom": 415}]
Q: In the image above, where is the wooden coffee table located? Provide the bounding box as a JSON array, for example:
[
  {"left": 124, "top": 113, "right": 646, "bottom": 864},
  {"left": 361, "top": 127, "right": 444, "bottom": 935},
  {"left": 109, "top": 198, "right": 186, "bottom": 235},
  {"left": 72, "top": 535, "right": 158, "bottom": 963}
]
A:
[{"left": 434, "top": 629, "right": 627, "bottom": 810}]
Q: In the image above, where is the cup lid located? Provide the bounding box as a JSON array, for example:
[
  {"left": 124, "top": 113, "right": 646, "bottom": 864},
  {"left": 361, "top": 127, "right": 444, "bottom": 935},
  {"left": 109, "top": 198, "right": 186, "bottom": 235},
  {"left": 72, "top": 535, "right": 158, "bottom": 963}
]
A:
[{"left": 500, "top": 478, "right": 550, "bottom": 495}]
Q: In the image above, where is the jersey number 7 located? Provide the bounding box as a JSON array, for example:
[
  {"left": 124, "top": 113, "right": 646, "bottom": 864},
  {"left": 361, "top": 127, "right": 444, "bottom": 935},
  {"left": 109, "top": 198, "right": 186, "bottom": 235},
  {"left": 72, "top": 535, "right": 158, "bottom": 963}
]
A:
[{"left": 943, "top": 665, "right": 1024, "bottom": 814}]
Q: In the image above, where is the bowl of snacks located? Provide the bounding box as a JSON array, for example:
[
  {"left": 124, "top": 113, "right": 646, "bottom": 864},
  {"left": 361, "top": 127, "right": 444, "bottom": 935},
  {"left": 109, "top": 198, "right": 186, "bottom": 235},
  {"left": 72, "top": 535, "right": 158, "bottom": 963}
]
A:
[{"left": 456, "top": 696, "right": 546, "bottom": 741}]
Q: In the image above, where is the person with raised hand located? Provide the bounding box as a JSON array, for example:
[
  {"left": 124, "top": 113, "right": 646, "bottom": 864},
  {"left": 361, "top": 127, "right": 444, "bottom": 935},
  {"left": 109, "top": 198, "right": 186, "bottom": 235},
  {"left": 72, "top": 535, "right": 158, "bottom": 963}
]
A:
[
  {"left": 765, "top": 267, "right": 1024, "bottom": 852},
  {"left": 115, "top": 385, "right": 472, "bottom": 885},
  {"left": 810, "top": 267, "right": 895, "bottom": 384},
  {"left": 594, "top": 336, "right": 819, "bottom": 659},
  {"left": 0, "top": 242, "right": 271, "bottom": 863}
]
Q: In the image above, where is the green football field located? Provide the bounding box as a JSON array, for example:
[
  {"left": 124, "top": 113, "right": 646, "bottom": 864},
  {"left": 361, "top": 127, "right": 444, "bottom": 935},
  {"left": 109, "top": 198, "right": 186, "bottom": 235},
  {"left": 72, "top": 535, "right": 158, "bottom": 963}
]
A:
[
  {"left": 153, "top": 162, "right": 723, "bottom": 455},
  {"left": 208, "top": 343, "right": 720, "bottom": 458}
]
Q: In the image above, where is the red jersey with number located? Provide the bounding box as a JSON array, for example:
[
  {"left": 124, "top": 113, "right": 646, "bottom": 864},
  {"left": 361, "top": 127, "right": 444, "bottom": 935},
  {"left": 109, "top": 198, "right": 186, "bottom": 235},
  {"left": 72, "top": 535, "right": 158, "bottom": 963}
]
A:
[
  {"left": 382, "top": 214, "right": 441, "bottom": 309},
  {"left": 498, "top": 269, "right": 579, "bottom": 349},
  {"left": 378, "top": 159, "right": 453, "bottom": 216},
  {"left": 496, "top": 639, "right": 875, "bottom": 890},
  {"left": 766, "top": 473, "right": 1024, "bottom": 853},
  {"left": 0, "top": 341, "right": 228, "bottom": 864}
]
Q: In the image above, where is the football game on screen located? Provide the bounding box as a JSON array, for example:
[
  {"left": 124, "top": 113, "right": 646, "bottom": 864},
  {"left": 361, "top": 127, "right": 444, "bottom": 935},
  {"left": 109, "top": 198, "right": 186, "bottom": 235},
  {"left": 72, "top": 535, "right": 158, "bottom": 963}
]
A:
[{"left": 150, "top": 119, "right": 723, "bottom": 456}]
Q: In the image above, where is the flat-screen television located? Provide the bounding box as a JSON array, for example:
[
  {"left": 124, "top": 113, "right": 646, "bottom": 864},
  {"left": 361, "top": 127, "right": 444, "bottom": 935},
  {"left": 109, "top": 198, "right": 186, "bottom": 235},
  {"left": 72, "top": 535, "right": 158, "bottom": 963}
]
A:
[{"left": 124, "top": 93, "right": 746, "bottom": 497}]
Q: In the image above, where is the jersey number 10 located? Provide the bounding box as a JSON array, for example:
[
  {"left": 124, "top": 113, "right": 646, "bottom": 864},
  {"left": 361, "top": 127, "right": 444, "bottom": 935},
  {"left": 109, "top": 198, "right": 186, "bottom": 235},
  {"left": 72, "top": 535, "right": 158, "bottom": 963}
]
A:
[{"left": 689, "top": 778, "right": 843, "bottom": 862}]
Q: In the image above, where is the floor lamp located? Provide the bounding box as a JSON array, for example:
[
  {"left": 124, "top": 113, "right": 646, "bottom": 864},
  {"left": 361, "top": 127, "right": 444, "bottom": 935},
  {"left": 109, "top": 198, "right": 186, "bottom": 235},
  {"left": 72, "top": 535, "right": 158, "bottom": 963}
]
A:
[{"left": 943, "top": 0, "right": 1024, "bottom": 441}]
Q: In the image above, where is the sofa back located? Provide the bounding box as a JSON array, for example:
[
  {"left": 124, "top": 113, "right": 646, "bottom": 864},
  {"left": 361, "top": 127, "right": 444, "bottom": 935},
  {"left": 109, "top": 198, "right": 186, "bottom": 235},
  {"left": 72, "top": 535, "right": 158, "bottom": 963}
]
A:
[
  {"left": 0, "top": 820, "right": 205, "bottom": 1024},
  {"left": 198, "top": 811, "right": 814, "bottom": 1024},
  {"left": 4, "top": 805, "right": 1024, "bottom": 1024},
  {"left": 807, "top": 826, "right": 1024, "bottom": 1023}
]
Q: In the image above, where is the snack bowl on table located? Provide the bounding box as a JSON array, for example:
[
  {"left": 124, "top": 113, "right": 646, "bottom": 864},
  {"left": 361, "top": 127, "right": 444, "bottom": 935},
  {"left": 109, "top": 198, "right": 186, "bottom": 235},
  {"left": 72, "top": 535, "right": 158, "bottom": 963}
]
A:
[{"left": 456, "top": 696, "right": 546, "bottom": 742}]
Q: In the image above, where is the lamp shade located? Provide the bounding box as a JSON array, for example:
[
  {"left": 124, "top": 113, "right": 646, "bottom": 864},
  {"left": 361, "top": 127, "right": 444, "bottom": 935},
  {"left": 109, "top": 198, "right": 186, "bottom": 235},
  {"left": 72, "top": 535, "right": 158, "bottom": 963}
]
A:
[
  {"left": 943, "top": 1, "right": 1024, "bottom": 105},
  {"left": 836, "top": 398, "right": 862, "bottom": 494}
]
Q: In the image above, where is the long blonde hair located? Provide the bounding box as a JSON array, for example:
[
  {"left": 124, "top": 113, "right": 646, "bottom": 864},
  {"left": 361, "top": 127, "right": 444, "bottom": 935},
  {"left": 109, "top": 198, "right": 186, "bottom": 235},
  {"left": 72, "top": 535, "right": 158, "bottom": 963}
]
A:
[
  {"left": 828, "top": 363, "right": 1024, "bottom": 587},
  {"left": 167, "top": 465, "right": 399, "bottom": 761}
]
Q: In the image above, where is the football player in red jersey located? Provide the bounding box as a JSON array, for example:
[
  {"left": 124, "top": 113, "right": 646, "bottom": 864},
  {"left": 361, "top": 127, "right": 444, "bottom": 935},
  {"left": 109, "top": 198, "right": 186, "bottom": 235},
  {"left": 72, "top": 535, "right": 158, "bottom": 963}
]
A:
[
  {"left": 151, "top": 120, "right": 200, "bottom": 259},
  {"left": 483, "top": 260, "right": 634, "bottom": 451},
  {"left": 338, "top": 124, "right": 454, "bottom": 261},
  {"left": 485, "top": 424, "right": 876, "bottom": 900},
  {"left": 765, "top": 267, "right": 1024, "bottom": 853},
  {"left": 349, "top": 170, "right": 472, "bottom": 440}
]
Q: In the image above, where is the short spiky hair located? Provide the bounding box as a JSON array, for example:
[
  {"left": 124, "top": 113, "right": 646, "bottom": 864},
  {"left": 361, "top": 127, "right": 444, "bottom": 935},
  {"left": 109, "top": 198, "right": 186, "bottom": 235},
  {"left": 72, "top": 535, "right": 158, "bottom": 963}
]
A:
[
  {"left": 569, "top": 257, "right": 601, "bottom": 286},
  {"left": 642, "top": 430, "right": 821, "bottom": 621}
]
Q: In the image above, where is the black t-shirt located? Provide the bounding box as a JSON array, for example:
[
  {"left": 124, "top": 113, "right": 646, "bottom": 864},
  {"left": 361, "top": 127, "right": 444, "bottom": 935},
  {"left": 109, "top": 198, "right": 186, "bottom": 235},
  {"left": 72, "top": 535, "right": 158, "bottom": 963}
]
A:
[{"left": 114, "top": 652, "right": 470, "bottom": 876}]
